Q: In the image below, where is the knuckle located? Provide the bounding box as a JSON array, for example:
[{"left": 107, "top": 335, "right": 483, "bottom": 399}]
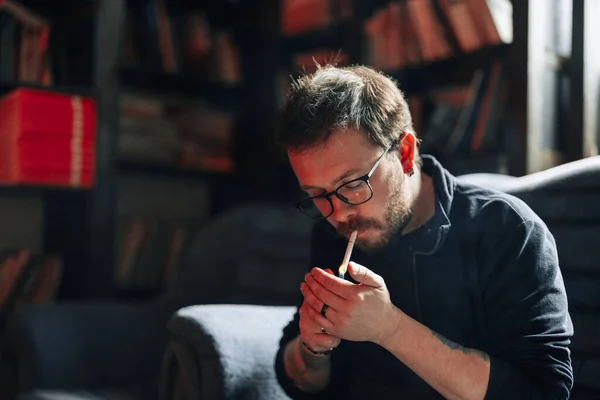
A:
[{"left": 329, "top": 337, "right": 341, "bottom": 348}]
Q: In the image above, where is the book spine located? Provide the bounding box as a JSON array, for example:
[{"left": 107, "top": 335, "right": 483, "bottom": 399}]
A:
[{"left": 70, "top": 96, "right": 84, "bottom": 187}]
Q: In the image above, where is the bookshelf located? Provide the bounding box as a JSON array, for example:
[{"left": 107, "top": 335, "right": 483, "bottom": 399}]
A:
[
  {"left": 104, "top": 0, "right": 251, "bottom": 299},
  {"left": 276, "top": 0, "right": 516, "bottom": 178},
  {"left": 1, "top": 0, "right": 594, "bottom": 303},
  {"left": 0, "top": 0, "right": 101, "bottom": 305}
]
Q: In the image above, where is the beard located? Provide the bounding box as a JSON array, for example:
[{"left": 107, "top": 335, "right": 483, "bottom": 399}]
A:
[{"left": 337, "top": 178, "right": 413, "bottom": 251}]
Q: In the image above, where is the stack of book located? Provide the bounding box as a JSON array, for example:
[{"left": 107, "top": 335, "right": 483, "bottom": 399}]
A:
[
  {"left": 124, "top": 0, "right": 242, "bottom": 85},
  {"left": 281, "top": 0, "right": 352, "bottom": 36},
  {"left": 0, "top": 0, "right": 53, "bottom": 85},
  {"left": 0, "top": 88, "right": 96, "bottom": 187},
  {"left": 0, "top": 249, "right": 63, "bottom": 314},
  {"left": 114, "top": 216, "right": 204, "bottom": 289},
  {"left": 364, "top": 0, "right": 512, "bottom": 72},
  {"left": 119, "top": 92, "right": 234, "bottom": 174}
]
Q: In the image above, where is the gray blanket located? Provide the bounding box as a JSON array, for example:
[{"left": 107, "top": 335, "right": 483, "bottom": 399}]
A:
[{"left": 162, "top": 304, "right": 296, "bottom": 400}]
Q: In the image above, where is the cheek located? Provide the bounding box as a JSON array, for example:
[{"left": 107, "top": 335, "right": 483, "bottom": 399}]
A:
[
  {"left": 369, "top": 176, "right": 393, "bottom": 206},
  {"left": 368, "top": 167, "right": 403, "bottom": 211}
]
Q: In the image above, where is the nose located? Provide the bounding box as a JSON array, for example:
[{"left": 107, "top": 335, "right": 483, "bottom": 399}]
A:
[{"left": 329, "top": 196, "right": 354, "bottom": 223}]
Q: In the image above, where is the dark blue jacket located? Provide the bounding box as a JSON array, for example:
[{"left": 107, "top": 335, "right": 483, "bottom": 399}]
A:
[{"left": 275, "top": 155, "right": 574, "bottom": 399}]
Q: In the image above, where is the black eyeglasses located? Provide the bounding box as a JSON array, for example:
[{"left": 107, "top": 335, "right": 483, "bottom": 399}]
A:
[{"left": 296, "top": 146, "right": 393, "bottom": 220}]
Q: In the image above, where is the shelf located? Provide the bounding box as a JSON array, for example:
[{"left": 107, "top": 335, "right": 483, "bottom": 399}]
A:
[
  {"left": 15, "top": 0, "right": 97, "bottom": 14},
  {"left": 117, "top": 160, "right": 235, "bottom": 181},
  {"left": 119, "top": 68, "right": 241, "bottom": 111},
  {"left": 0, "top": 184, "right": 90, "bottom": 197},
  {"left": 280, "top": 22, "right": 352, "bottom": 63},
  {"left": 0, "top": 81, "right": 93, "bottom": 97},
  {"left": 388, "top": 44, "right": 509, "bottom": 95}
]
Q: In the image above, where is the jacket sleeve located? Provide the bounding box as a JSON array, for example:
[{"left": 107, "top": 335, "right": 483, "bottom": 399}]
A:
[{"left": 480, "top": 218, "right": 574, "bottom": 400}]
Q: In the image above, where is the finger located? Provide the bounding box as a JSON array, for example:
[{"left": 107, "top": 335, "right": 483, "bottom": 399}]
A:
[
  {"left": 347, "top": 262, "right": 384, "bottom": 288},
  {"left": 303, "top": 332, "right": 341, "bottom": 352},
  {"left": 305, "top": 303, "right": 337, "bottom": 334},
  {"left": 299, "top": 304, "right": 335, "bottom": 334},
  {"left": 300, "top": 281, "right": 332, "bottom": 317},
  {"left": 310, "top": 267, "right": 354, "bottom": 298},
  {"left": 299, "top": 306, "right": 340, "bottom": 349},
  {"left": 302, "top": 275, "right": 345, "bottom": 312},
  {"left": 324, "top": 268, "right": 334, "bottom": 275}
]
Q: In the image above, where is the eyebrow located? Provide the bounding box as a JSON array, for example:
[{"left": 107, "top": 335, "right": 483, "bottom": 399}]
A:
[{"left": 300, "top": 168, "right": 363, "bottom": 191}]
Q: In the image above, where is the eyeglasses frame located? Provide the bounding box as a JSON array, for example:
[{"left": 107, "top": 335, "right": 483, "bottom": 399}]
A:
[{"left": 295, "top": 145, "right": 394, "bottom": 220}]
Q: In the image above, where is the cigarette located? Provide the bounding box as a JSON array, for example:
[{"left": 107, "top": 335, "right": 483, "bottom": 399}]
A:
[{"left": 338, "top": 230, "right": 358, "bottom": 279}]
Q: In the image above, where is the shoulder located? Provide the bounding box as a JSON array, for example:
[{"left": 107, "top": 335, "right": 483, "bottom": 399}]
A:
[
  {"left": 448, "top": 179, "right": 555, "bottom": 270},
  {"left": 450, "top": 181, "right": 559, "bottom": 286},
  {"left": 452, "top": 179, "right": 547, "bottom": 233}
]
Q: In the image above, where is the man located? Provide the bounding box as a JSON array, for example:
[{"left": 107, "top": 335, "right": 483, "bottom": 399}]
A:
[{"left": 274, "top": 64, "right": 573, "bottom": 399}]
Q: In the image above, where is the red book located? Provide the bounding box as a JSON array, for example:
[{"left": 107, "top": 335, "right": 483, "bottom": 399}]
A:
[{"left": 0, "top": 88, "right": 96, "bottom": 187}]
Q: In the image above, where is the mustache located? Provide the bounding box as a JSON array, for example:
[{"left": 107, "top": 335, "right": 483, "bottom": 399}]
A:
[{"left": 338, "top": 218, "right": 382, "bottom": 237}]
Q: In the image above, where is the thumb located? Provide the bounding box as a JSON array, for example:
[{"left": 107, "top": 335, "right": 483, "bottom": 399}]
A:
[{"left": 348, "top": 262, "right": 384, "bottom": 287}]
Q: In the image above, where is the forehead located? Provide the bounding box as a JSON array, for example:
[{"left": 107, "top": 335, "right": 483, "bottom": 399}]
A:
[{"left": 288, "top": 129, "right": 376, "bottom": 186}]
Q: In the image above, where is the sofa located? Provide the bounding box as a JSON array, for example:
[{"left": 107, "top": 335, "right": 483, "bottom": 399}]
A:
[
  {"left": 162, "top": 156, "right": 600, "bottom": 400},
  {"left": 1, "top": 202, "right": 315, "bottom": 400}
]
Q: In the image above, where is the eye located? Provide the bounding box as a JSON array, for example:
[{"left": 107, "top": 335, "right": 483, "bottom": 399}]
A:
[{"left": 343, "top": 180, "right": 364, "bottom": 190}]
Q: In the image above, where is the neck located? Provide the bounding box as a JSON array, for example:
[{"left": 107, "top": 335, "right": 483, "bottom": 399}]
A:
[{"left": 402, "top": 167, "right": 435, "bottom": 235}]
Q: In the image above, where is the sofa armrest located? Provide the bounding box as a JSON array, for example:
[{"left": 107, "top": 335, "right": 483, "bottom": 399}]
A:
[
  {"left": 161, "top": 304, "right": 296, "bottom": 400},
  {"left": 4, "top": 301, "right": 169, "bottom": 391}
]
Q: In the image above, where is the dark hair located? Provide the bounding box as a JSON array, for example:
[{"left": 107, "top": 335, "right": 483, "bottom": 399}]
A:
[{"left": 275, "top": 64, "right": 414, "bottom": 154}]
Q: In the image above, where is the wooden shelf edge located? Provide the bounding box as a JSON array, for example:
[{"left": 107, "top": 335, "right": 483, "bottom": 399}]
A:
[
  {"left": 280, "top": 21, "right": 352, "bottom": 62},
  {"left": 117, "top": 159, "right": 235, "bottom": 180},
  {"left": 0, "top": 81, "right": 93, "bottom": 96},
  {"left": 118, "top": 68, "right": 242, "bottom": 110},
  {"left": 0, "top": 184, "right": 90, "bottom": 196}
]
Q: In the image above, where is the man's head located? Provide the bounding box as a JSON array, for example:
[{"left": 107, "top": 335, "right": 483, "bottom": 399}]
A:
[{"left": 276, "top": 64, "right": 419, "bottom": 250}]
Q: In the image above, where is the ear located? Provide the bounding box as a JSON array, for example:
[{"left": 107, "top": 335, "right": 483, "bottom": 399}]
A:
[{"left": 398, "top": 132, "right": 416, "bottom": 174}]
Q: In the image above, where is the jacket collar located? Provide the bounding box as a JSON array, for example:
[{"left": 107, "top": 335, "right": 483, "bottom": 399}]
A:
[{"left": 407, "top": 155, "right": 454, "bottom": 254}]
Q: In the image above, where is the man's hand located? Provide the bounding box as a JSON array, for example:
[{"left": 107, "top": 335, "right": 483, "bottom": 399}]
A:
[
  {"left": 299, "top": 268, "right": 342, "bottom": 353},
  {"left": 301, "top": 262, "right": 403, "bottom": 345}
]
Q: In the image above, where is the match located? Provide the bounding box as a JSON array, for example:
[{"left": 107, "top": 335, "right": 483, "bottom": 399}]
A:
[{"left": 338, "top": 230, "right": 358, "bottom": 279}]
